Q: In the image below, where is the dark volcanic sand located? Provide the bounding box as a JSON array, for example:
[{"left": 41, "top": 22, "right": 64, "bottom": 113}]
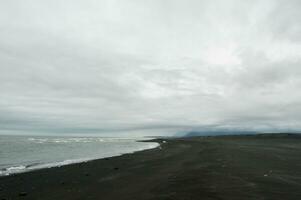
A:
[{"left": 1, "top": 134, "right": 301, "bottom": 200}]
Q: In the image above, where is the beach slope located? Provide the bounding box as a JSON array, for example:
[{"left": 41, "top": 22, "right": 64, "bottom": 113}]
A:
[{"left": 1, "top": 134, "right": 301, "bottom": 200}]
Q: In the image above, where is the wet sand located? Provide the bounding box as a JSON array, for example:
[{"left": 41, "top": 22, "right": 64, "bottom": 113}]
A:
[{"left": 1, "top": 134, "right": 301, "bottom": 200}]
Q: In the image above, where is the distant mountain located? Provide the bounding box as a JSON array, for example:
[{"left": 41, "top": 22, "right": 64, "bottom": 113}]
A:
[{"left": 183, "top": 131, "right": 257, "bottom": 137}]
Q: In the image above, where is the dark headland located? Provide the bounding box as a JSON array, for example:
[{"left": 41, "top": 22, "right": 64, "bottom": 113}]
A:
[{"left": 1, "top": 133, "right": 301, "bottom": 200}]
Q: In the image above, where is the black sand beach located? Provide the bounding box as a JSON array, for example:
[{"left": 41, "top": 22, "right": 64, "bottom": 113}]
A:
[{"left": 1, "top": 134, "right": 301, "bottom": 200}]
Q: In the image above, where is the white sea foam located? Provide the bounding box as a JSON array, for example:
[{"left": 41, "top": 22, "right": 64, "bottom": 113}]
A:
[
  {"left": 0, "top": 165, "right": 27, "bottom": 176},
  {"left": 27, "top": 137, "right": 142, "bottom": 144}
]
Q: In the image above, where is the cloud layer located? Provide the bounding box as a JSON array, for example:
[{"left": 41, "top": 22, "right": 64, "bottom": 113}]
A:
[{"left": 1, "top": 0, "right": 301, "bottom": 135}]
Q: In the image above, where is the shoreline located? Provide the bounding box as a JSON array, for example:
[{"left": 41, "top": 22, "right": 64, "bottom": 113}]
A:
[
  {"left": 1, "top": 134, "right": 301, "bottom": 200},
  {"left": 0, "top": 139, "right": 161, "bottom": 177}
]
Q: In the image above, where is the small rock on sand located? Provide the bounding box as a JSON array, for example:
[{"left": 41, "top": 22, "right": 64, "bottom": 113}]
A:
[{"left": 19, "top": 192, "right": 27, "bottom": 196}]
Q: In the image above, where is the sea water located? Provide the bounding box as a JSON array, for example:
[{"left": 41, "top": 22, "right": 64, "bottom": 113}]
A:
[{"left": 0, "top": 135, "right": 159, "bottom": 176}]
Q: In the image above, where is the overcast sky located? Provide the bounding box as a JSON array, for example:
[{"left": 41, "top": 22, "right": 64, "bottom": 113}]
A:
[{"left": 1, "top": 0, "right": 301, "bottom": 136}]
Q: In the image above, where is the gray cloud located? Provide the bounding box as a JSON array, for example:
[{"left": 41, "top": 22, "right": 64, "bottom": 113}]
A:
[{"left": 1, "top": 0, "right": 301, "bottom": 136}]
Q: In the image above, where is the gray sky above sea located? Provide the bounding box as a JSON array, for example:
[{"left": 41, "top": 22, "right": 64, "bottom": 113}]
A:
[{"left": 1, "top": 0, "right": 301, "bottom": 136}]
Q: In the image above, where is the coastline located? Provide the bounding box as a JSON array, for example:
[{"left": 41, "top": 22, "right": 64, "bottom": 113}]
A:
[
  {"left": 1, "top": 134, "right": 301, "bottom": 200},
  {"left": 0, "top": 138, "right": 160, "bottom": 177}
]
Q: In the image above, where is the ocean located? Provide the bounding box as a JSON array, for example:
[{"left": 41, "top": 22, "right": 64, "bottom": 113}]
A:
[{"left": 0, "top": 135, "right": 159, "bottom": 176}]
